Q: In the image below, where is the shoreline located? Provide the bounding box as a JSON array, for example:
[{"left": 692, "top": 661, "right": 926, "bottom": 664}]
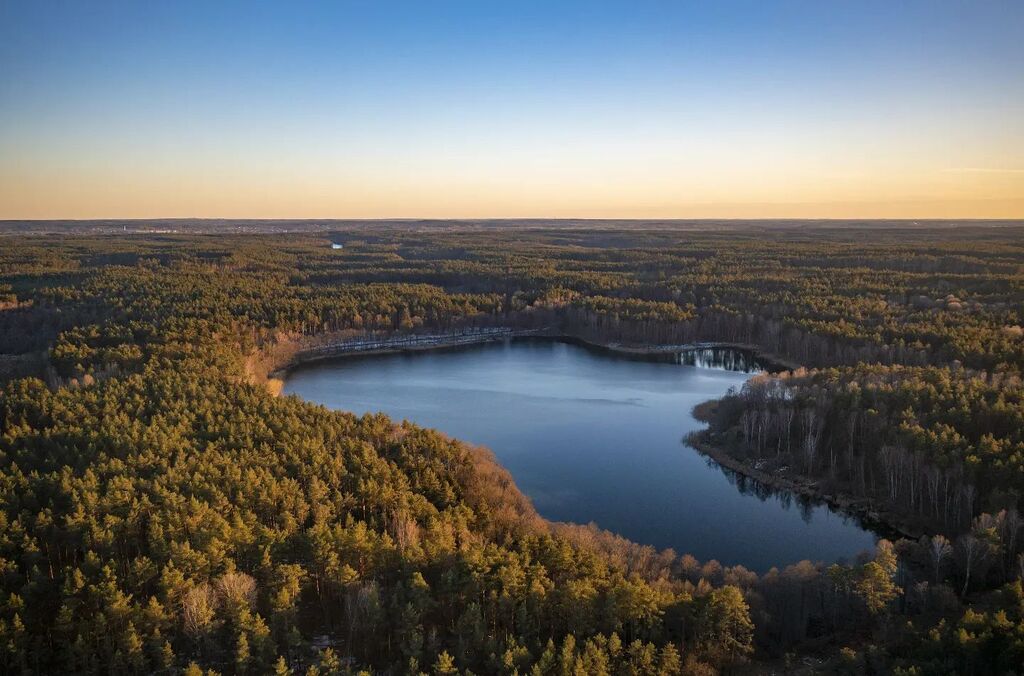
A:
[
  {"left": 687, "top": 433, "right": 923, "bottom": 543},
  {"left": 258, "top": 327, "right": 797, "bottom": 385},
  {"left": 254, "top": 327, "right": 915, "bottom": 544},
  {"left": 560, "top": 334, "right": 799, "bottom": 372}
]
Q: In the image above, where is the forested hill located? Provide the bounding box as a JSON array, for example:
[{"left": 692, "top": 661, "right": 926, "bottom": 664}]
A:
[{"left": 1, "top": 224, "right": 1023, "bottom": 674}]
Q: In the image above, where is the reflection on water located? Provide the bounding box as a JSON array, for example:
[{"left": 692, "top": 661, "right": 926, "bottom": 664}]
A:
[
  {"left": 708, "top": 458, "right": 896, "bottom": 542},
  {"left": 713, "top": 460, "right": 818, "bottom": 523},
  {"left": 677, "top": 347, "right": 769, "bottom": 373},
  {"left": 284, "top": 338, "right": 878, "bottom": 571}
]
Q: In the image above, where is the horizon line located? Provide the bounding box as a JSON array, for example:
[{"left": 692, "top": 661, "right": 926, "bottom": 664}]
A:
[{"left": 3, "top": 217, "right": 1024, "bottom": 223}]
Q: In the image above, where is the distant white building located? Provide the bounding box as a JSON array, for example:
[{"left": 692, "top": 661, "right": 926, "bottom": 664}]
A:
[{"left": 331, "top": 243, "right": 343, "bottom": 249}]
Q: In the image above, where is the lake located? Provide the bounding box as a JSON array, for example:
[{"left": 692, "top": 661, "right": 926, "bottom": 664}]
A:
[{"left": 284, "top": 338, "right": 878, "bottom": 571}]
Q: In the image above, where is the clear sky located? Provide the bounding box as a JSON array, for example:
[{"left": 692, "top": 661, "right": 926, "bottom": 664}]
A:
[{"left": 1, "top": 0, "right": 1022, "bottom": 219}]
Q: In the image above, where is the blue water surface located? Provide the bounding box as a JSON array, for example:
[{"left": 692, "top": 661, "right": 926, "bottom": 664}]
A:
[{"left": 284, "top": 339, "right": 878, "bottom": 571}]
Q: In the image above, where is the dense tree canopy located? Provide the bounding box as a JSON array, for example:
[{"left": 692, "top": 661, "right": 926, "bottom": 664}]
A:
[{"left": 1, "top": 222, "right": 1022, "bottom": 674}]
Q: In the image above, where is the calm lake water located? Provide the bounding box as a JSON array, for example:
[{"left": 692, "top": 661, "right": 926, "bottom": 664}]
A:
[{"left": 284, "top": 339, "right": 878, "bottom": 571}]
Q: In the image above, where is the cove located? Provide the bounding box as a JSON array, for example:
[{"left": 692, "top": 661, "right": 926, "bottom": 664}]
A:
[{"left": 283, "top": 338, "right": 879, "bottom": 572}]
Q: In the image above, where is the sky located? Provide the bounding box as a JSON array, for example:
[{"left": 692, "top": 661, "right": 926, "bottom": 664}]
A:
[{"left": 1, "top": 0, "right": 1022, "bottom": 220}]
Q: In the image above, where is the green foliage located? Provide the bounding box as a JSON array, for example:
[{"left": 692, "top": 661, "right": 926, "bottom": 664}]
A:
[{"left": 0, "top": 223, "right": 1022, "bottom": 673}]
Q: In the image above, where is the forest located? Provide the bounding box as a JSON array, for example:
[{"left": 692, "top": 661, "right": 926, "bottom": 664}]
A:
[{"left": 1, "top": 221, "right": 1023, "bottom": 675}]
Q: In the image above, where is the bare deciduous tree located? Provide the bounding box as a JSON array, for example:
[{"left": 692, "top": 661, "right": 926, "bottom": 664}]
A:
[
  {"left": 182, "top": 583, "right": 217, "bottom": 640},
  {"left": 927, "top": 535, "right": 952, "bottom": 584},
  {"left": 955, "top": 534, "right": 986, "bottom": 598},
  {"left": 216, "top": 571, "right": 257, "bottom": 611}
]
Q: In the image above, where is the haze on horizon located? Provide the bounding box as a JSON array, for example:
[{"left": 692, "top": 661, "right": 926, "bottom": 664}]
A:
[{"left": 1, "top": 1, "right": 1022, "bottom": 220}]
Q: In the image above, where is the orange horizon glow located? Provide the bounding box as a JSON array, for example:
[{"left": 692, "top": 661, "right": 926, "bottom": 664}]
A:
[{"left": 2, "top": 162, "right": 1021, "bottom": 220}]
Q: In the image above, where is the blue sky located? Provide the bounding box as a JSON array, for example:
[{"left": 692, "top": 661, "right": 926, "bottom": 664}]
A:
[{"left": 1, "top": 1, "right": 1022, "bottom": 218}]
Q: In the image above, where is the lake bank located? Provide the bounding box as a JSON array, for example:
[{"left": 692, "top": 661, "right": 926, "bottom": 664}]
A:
[
  {"left": 252, "top": 326, "right": 798, "bottom": 395},
  {"left": 281, "top": 339, "right": 880, "bottom": 570},
  {"left": 686, "top": 432, "right": 923, "bottom": 543}
]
